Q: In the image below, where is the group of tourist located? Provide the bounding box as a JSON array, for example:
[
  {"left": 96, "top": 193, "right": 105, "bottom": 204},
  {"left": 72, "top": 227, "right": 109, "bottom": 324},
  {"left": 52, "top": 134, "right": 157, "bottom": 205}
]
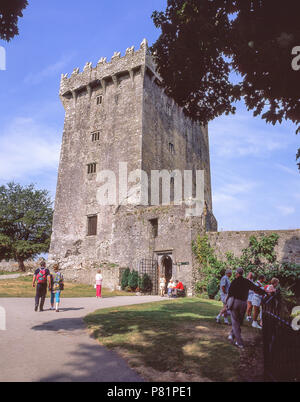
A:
[
  {"left": 215, "top": 267, "right": 280, "bottom": 348},
  {"left": 32, "top": 261, "right": 64, "bottom": 312},
  {"left": 32, "top": 262, "right": 104, "bottom": 312},
  {"left": 159, "top": 276, "right": 185, "bottom": 298}
]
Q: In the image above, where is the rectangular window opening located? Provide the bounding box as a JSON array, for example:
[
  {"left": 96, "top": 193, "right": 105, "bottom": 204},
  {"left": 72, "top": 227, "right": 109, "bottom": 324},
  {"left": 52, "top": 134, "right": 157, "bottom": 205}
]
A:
[
  {"left": 87, "top": 215, "right": 97, "bottom": 236},
  {"left": 91, "top": 131, "right": 100, "bottom": 142},
  {"left": 87, "top": 163, "right": 97, "bottom": 174},
  {"left": 169, "top": 142, "right": 175, "bottom": 154},
  {"left": 149, "top": 218, "right": 158, "bottom": 238}
]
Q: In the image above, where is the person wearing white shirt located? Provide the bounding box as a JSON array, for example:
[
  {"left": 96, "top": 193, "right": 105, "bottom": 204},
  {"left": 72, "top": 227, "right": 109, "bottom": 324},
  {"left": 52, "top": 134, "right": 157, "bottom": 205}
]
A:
[{"left": 95, "top": 269, "right": 103, "bottom": 298}]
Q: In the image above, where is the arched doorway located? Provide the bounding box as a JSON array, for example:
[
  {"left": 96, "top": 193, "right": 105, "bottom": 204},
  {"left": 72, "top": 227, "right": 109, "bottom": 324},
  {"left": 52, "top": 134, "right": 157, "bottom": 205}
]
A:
[{"left": 160, "top": 255, "right": 173, "bottom": 291}]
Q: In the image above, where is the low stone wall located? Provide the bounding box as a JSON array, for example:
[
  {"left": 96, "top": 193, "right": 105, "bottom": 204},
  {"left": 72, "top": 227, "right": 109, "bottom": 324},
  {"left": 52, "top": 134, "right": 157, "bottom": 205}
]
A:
[
  {"left": 206, "top": 229, "right": 300, "bottom": 264},
  {"left": 60, "top": 262, "right": 125, "bottom": 290},
  {"left": 0, "top": 260, "right": 37, "bottom": 272}
]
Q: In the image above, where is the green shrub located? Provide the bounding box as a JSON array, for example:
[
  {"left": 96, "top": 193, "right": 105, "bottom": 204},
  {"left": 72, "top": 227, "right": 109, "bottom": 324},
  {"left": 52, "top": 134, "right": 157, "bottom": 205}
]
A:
[
  {"left": 121, "top": 268, "right": 130, "bottom": 290},
  {"left": 193, "top": 232, "right": 300, "bottom": 312},
  {"left": 128, "top": 270, "right": 139, "bottom": 291},
  {"left": 207, "top": 277, "right": 219, "bottom": 299},
  {"left": 138, "top": 273, "right": 153, "bottom": 293},
  {"left": 192, "top": 235, "right": 226, "bottom": 294}
]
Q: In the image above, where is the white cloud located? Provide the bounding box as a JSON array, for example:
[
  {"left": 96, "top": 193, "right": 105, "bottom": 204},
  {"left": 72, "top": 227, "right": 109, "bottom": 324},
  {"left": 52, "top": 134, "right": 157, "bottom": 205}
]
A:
[
  {"left": 212, "top": 172, "right": 260, "bottom": 217},
  {"left": 210, "top": 112, "right": 290, "bottom": 159},
  {"left": 276, "top": 163, "right": 299, "bottom": 176},
  {"left": 0, "top": 117, "right": 61, "bottom": 181},
  {"left": 276, "top": 206, "right": 295, "bottom": 216}
]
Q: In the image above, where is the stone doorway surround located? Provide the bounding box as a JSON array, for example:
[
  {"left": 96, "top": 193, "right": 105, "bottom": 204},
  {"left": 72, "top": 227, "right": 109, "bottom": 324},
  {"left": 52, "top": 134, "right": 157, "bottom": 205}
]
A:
[{"left": 156, "top": 251, "right": 174, "bottom": 292}]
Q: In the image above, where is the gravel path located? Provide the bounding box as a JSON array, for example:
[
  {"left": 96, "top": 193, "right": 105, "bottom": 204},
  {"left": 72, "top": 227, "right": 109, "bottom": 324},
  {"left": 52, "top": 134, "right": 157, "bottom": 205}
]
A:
[{"left": 0, "top": 296, "right": 162, "bottom": 382}]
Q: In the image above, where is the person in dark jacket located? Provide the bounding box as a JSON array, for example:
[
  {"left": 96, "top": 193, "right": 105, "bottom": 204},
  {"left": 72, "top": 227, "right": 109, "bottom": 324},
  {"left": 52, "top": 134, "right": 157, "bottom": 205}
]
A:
[
  {"left": 227, "top": 267, "right": 266, "bottom": 348},
  {"left": 32, "top": 260, "right": 51, "bottom": 312}
]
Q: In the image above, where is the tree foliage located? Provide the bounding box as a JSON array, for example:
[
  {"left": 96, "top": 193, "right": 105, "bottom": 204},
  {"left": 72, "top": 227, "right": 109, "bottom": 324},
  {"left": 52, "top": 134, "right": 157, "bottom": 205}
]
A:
[
  {"left": 152, "top": 0, "right": 300, "bottom": 169},
  {"left": 0, "top": 0, "right": 28, "bottom": 41},
  {"left": 193, "top": 233, "right": 300, "bottom": 310},
  {"left": 0, "top": 182, "right": 53, "bottom": 271}
]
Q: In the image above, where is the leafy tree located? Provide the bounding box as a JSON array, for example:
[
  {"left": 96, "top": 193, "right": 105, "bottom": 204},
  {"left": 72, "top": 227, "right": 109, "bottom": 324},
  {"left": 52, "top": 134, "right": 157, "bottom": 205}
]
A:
[
  {"left": 192, "top": 234, "right": 226, "bottom": 293},
  {"left": 0, "top": 182, "right": 53, "bottom": 271},
  {"left": 238, "top": 233, "right": 279, "bottom": 272},
  {"left": 0, "top": 0, "right": 28, "bottom": 41},
  {"left": 152, "top": 0, "right": 300, "bottom": 169}
]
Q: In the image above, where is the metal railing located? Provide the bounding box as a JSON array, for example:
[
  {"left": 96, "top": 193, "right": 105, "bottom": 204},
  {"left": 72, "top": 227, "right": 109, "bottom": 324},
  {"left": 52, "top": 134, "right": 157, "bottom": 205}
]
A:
[
  {"left": 138, "top": 258, "right": 158, "bottom": 295},
  {"left": 262, "top": 294, "right": 300, "bottom": 381}
]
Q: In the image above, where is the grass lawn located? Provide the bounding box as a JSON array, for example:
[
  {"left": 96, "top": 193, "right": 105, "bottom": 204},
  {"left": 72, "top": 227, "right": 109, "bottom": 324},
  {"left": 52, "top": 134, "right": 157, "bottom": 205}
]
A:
[
  {"left": 85, "top": 298, "right": 263, "bottom": 382},
  {"left": 0, "top": 276, "right": 133, "bottom": 298},
  {"left": 0, "top": 270, "right": 23, "bottom": 275}
]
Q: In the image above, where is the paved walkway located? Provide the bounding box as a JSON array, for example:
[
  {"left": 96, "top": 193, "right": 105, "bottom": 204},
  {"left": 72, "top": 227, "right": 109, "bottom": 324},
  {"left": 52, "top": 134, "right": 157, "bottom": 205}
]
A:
[{"left": 0, "top": 296, "right": 162, "bottom": 382}]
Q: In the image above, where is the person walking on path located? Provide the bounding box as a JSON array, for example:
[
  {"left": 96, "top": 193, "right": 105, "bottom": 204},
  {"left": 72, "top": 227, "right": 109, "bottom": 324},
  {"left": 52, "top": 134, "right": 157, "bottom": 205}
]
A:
[
  {"left": 95, "top": 269, "right": 103, "bottom": 298},
  {"left": 51, "top": 264, "right": 64, "bottom": 312},
  {"left": 227, "top": 267, "right": 266, "bottom": 348},
  {"left": 246, "top": 272, "right": 255, "bottom": 322},
  {"left": 216, "top": 269, "right": 232, "bottom": 325},
  {"left": 32, "top": 260, "right": 51, "bottom": 312},
  {"left": 251, "top": 274, "right": 266, "bottom": 329}
]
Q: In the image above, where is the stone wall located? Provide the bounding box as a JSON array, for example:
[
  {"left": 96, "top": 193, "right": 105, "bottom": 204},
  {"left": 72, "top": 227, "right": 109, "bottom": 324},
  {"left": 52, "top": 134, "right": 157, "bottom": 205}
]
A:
[
  {"left": 0, "top": 260, "right": 37, "bottom": 272},
  {"left": 49, "top": 203, "right": 207, "bottom": 295},
  {"left": 206, "top": 229, "right": 300, "bottom": 264},
  {"left": 59, "top": 262, "right": 125, "bottom": 290}
]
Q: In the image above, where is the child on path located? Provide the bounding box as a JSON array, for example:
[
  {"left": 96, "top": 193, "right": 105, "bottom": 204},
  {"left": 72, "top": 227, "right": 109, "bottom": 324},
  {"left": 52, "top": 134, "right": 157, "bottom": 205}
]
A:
[
  {"left": 95, "top": 269, "right": 103, "bottom": 298},
  {"left": 159, "top": 276, "right": 166, "bottom": 297},
  {"left": 51, "top": 264, "right": 64, "bottom": 312}
]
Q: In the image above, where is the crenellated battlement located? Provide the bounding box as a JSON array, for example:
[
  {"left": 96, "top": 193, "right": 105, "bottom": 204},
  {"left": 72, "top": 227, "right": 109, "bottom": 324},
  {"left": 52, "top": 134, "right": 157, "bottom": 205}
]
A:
[{"left": 60, "top": 38, "right": 159, "bottom": 101}]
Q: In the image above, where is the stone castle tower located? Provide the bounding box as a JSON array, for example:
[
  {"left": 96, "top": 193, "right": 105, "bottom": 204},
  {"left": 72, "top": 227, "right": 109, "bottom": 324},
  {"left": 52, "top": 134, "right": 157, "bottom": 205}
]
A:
[{"left": 49, "top": 39, "right": 217, "bottom": 294}]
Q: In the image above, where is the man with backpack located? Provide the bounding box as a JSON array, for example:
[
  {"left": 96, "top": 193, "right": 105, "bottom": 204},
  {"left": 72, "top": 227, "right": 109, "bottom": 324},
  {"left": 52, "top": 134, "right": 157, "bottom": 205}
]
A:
[{"left": 32, "top": 260, "right": 51, "bottom": 312}]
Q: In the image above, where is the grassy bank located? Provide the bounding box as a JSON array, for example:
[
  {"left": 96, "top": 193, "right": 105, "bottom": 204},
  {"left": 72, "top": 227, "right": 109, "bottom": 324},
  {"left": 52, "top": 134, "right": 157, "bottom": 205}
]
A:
[
  {"left": 85, "top": 298, "right": 263, "bottom": 382},
  {"left": 0, "top": 276, "right": 132, "bottom": 298}
]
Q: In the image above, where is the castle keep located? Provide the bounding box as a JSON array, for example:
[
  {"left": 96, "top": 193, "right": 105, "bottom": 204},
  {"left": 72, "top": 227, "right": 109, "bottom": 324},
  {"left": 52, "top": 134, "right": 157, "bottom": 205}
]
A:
[{"left": 48, "top": 39, "right": 217, "bottom": 294}]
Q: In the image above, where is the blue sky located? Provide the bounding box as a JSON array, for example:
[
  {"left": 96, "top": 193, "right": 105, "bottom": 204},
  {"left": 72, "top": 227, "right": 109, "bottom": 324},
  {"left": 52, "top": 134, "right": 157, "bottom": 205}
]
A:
[{"left": 0, "top": 0, "right": 299, "bottom": 231}]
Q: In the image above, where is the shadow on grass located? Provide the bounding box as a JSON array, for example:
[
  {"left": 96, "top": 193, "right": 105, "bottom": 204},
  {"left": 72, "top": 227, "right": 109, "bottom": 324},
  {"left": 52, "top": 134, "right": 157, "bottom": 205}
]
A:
[{"left": 84, "top": 299, "right": 240, "bottom": 382}]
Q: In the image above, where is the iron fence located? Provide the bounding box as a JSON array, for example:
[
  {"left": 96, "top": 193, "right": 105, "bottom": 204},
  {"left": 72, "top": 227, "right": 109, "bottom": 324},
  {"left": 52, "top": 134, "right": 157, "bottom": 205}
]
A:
[
  {"left": 262, "top": 295, "right": 300, "bottom": 381},
  {"left": 138, "top": 258, "right": 158, "bottom": 295}
]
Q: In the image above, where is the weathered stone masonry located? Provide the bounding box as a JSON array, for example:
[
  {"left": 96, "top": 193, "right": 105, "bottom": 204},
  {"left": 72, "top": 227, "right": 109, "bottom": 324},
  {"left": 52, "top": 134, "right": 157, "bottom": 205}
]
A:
[
  {"left": 48, "top": 39, "right": 217, "bottom": 294},
  {"left": 207, "top": 229, "right": 300, "bottom": 265}
]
